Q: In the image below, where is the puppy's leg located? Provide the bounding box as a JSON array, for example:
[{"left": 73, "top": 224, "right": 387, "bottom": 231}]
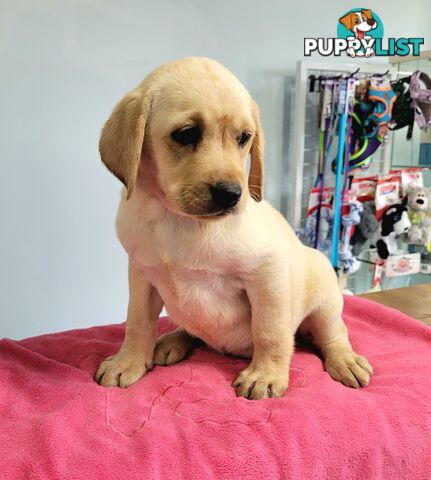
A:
[
  {"left": 233, "top": 271, "right": 293, "bottom": 400},
  {"left": 153, "top": 328, "right": 202, "bottom": 366},
  {"left": 95, "top": 260, "right": 163, "bottom": 388},
  {"left": 305, "top": 293, "right": 373, "bottom": 388}
]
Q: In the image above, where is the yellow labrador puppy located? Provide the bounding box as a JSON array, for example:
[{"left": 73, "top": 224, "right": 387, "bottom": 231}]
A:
[{"left": 96, "top": 57, "right": 372, "bottom": 399}]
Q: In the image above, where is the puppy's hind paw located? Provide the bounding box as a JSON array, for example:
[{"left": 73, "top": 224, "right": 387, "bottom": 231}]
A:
[{"left": 153, "top": 329, "right": 199, "bottom": 366}]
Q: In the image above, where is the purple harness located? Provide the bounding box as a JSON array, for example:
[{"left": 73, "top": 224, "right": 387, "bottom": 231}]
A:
[{"left": 410, "top": 71, "right": 431, "bottom": 131}]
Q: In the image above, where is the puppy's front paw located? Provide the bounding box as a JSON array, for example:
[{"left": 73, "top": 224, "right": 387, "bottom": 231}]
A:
[
  {"left": 232, "top": 365, "right": 288, "bottom": 400},
  {"left": 95, "top": 352, "right": 153, "bottom": 388},
  {"left": 325, "top": 353, "right": 373, "bottom": 388}
]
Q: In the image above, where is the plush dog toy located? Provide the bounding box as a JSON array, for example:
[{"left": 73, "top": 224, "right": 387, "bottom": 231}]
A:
[
  {"left": 339, "top": 200, "right": 363, "bottom": 274},
  {"left": 405, "top": 186, "right": 431, "bottom": 250},
  {"left": 375, "top": 198, "right": 411, "bottom": 260},
  {"left": 350, "top": 201, "right": 379, "bottom": 256},
  {"left": 296, "top": 207, "right": 333, "bottom": 256}
]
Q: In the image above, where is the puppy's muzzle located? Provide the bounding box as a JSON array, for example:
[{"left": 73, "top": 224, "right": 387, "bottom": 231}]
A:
[{"left": 210, "top": 182, "right": 242, "bottom": 210}]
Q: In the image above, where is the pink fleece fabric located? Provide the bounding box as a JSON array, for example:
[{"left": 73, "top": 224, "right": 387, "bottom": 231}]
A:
[{"left": 1, "top": 296, "right": 430, "bottom": 479}]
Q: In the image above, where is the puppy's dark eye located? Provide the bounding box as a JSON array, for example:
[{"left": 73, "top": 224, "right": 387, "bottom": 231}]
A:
[
  {"left": 237, "top": 132, "right": 251, "bottom": 148},
  {"left": 171, "top": 126, "right": 201, "bottom": 147},
  {"left": 355, "top": 17, "right": 361, "bottom": 24}
]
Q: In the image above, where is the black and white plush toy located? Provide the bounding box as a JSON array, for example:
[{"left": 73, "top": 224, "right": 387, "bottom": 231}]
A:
[{"left": 375, "top": 198, "right": 411, "bottom": 260}]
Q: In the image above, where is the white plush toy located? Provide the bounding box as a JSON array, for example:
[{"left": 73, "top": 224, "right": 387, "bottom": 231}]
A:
[{"left": 406, "top": 186, "right": 431, "bottom": 250}]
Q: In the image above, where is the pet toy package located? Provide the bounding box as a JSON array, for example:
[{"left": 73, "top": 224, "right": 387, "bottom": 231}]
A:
[
  {"left": 385, "top": 253, "right": 421, "bottom": 277},
  {"left": 350, "top": 176, "right": 377, "bottom": 202},
  {"left": 374, "top": 174, "right": 401, "bottom": 220},
  {"left": 400, "top": 168, "right": 423, "bottom": 195}
]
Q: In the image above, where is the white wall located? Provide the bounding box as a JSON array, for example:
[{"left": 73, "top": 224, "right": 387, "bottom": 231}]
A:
[{"left": 1, "top": 0, "right": 430, "bottom": 338}]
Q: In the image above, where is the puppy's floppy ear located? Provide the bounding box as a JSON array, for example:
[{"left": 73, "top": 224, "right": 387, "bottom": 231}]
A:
[
  {"left": 339, "top": 12, "right": 355, "bottom": 31},
  {"left": 361, "top": 9, "right": 373, "bottom": 20},
  {"left": 249, "top": 101, "right": 264, "bottom": 202},
  {"left": 99, "top": 87, "right": 151, "bottom": 200}
]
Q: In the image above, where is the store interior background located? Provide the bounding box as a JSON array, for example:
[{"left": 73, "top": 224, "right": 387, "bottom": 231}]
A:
[{"left": 1, "top": 0, "right": 430, "bottom": 338}]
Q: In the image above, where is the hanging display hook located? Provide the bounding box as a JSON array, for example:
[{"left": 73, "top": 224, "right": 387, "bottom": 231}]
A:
[
  {"left": 372, "top": 69, "right": 390, "bottom": 78},
  {"left": 345, "top": 68, "right": 360, "bottom": 79}
]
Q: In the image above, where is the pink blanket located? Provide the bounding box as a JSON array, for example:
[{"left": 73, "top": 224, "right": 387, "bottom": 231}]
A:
[{"left": 1, "top": 296, "right": 430, "bottom": 479}]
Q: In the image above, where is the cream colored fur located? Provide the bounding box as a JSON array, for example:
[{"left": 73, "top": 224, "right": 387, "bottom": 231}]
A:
[{"left": 95, "top": 57, "right": 372, "bottom": 399}]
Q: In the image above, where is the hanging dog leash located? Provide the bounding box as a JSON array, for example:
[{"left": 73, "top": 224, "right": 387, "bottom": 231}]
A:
[
  {"left": 338, "top": 78, "right": 360, "bottom": 274},
  {"left": 342, "top": 77, "right": 359, "bottom": 195},
  {"left": 330, "top": 78, "right": 349, "bottom": 269},
  {"left": 314, "top": 79, "right": 335, "bottom": 248}
]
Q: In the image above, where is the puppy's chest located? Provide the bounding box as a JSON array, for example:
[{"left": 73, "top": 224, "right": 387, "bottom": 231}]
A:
[
  {"left": 119, "top": 214, "right": 253, "bottom": 341},
  {"left": 147, "top": 264, "right": 248, "bottom": 316},
  {"left": 144, "top": 263, "right": 252, "bottom": 353}
]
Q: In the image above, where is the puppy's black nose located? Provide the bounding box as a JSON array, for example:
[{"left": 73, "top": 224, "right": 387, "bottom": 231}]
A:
[
  {"left": 367, "top": 19, "right": 375, "bottom": 26},
  {"left": 416, "top": 199, "right": 424, "bottom": 205},
  {"left": 210, "top": 182, "right": 242, "bottom": 209}
]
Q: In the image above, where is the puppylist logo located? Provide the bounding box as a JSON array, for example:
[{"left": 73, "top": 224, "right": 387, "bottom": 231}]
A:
[{"left": 305, "top": 8, "right": 424, "bottom": 58}]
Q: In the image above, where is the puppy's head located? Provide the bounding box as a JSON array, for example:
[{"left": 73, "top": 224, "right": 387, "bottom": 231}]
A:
[{"left": 99, "top": 57, "right": 264, "bottom": 219}]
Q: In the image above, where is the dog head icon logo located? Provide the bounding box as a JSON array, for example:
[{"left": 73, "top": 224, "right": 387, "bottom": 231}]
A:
[{"left": 337, "top": 8, "right": 383, "bottom": 57}]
